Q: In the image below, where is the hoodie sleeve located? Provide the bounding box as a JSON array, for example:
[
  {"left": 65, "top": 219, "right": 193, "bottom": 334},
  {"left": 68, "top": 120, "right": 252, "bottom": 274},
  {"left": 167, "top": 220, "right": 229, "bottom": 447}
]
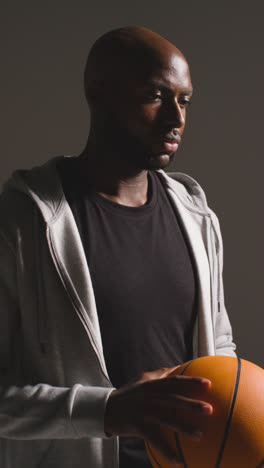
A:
[{"left": 0, "top": 228, "right": 115, "bottom": 440}]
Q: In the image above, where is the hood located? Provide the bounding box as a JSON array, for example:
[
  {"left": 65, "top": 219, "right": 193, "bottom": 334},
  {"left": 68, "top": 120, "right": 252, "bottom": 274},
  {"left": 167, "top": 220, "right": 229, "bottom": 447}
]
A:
[
  {"left": 3, "top": 156, "right": 211, "bottom": 221},
  {"left": 3, "top": 156, "right": 66, "bottom": 223},
  {"left": 157, "top": 170, "right": 211, "bottom": 215}
]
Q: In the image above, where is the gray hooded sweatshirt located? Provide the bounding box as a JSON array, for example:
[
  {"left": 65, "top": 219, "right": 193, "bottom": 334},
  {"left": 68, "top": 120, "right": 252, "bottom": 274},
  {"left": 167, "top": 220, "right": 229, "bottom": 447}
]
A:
[{"left": 0, "top": 156, "right": 236, "bottom": 468}]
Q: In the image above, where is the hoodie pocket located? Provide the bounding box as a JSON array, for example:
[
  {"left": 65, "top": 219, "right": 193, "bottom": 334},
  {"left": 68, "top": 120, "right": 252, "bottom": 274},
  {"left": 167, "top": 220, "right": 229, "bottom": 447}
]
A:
[{"left": 2, "top": 439, "right": 54, "bottom": 468}]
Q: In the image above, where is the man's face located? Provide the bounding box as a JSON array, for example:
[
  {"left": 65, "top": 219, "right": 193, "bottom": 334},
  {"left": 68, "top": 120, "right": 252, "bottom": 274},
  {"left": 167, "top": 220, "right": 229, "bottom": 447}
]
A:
[{"left": 101, "top": 52, "right": 193, "bottom": 171}]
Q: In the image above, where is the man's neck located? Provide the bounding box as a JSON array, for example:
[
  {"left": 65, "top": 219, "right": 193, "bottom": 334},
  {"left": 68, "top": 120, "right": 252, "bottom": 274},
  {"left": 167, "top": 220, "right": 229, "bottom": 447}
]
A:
[{"left": 78, "top": 145, "right": 150, "bottom": 207}]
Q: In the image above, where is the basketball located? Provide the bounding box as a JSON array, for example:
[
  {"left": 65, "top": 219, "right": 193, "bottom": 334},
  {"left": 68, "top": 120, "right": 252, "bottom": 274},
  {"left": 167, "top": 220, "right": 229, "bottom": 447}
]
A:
[{"left": 145, "top": 355, "right": 264, "bottom": 468}]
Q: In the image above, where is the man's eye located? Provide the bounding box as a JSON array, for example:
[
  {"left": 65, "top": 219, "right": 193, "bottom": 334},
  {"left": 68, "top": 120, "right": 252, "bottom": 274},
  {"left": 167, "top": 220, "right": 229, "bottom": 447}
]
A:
[
  {"left": 179, "top": 99, "right": 191, "bottom": 108},
  {"left": 147, "top": 93, "right": 162, "bottom": 101}
]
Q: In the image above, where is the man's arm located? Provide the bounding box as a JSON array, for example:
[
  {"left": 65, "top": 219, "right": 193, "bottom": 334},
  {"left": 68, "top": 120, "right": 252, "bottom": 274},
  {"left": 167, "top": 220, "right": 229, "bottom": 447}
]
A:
[{"left": 0, "top": 231, "right": 114, "bottom": 440}]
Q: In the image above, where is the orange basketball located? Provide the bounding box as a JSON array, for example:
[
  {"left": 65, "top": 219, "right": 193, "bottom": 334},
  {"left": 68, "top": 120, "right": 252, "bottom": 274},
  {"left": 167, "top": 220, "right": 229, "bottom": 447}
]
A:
[{"left": 145, "top": 355, "right": 264, "bottom": 468}]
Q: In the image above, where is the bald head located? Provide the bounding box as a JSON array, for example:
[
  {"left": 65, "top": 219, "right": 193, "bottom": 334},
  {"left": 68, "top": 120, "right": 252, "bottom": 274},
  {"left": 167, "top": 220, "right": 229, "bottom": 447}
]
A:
[
  {"left": 82, "top": 26, "right": 193, "bottom": 172},
  {"left": 84, "top": 26, "right": 189, "bottom": 105}
]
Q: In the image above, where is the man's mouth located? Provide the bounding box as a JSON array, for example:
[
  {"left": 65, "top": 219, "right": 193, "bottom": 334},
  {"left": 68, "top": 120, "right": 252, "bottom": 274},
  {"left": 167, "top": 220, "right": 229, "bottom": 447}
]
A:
[
  {"left": 162, "top": 140, "right": 179, "bottom": 152},
  {"left": 155, "top": 129, "right": 181, "bottom": 153},
  {"left": 162, "top": 129, "right": 181, "bottom": 145}
]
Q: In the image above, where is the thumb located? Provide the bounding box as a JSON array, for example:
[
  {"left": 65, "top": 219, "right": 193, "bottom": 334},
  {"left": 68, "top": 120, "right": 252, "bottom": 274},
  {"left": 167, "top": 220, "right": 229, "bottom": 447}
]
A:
[{"left": 141, "top": 365, "right": 181, "bottom": 383}]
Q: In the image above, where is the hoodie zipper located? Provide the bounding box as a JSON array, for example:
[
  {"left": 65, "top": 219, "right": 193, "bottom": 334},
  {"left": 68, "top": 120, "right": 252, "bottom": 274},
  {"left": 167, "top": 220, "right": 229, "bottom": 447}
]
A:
[{"left": 45, "top": 225, "right": 111, "bottom": 385}]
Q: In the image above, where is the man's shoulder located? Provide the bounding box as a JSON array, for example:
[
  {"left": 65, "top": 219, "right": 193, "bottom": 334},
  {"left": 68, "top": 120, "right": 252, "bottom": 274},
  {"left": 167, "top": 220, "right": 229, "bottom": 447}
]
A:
[
  {"left": 0, "top": 155, "right": 67, "bottom": 222},
  {"left": 164, "top": 170, "right": 205, "bottom": 194},
  {"left": 0, "top": 155, "right": 66, "bottom": 238},
  {"left": 157, "top": 170, "right": 210, "bottom": 214}
]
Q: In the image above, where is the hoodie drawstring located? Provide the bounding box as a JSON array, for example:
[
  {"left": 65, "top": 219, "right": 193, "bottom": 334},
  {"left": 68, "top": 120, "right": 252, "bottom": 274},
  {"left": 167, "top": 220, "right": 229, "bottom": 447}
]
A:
[
  {"left": 34, "top": 207, "right": 48, "bottom": 354},
  {"left": 209, "top": 215, "right": 222, "bottom": 315}
]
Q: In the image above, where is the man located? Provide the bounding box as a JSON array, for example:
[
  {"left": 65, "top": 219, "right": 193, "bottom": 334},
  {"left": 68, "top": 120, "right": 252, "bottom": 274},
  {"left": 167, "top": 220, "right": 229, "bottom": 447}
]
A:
[{"left": 0, "top": 26, "right": 236, "bottom": 468}]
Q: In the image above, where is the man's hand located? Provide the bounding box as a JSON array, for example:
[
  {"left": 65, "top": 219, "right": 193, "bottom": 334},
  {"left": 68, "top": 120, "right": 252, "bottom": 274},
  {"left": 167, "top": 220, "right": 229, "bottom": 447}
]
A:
[{"left": 104, "top": 366, "right": 213, "bottom": 465}]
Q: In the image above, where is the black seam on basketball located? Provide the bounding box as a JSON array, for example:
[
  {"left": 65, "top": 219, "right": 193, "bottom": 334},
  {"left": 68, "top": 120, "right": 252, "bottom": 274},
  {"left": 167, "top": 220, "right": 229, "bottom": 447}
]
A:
[
  {"left": 214, "top": 356, "right": 241, "bottom": 468},
  {"left": 179, "top": 360, "right": 194, "bottom": 375},
  {"left": 174, "top": 433, "right": 188, "bottom": 468},
  {"left": 145, "top": 440, "right": 164, "bottom": 468},
  {"left": 171, "top": 360, "right": 195, "bottom": 467},
  {"left": 256, "top": 459, "right": 264, "bottom": 468}
]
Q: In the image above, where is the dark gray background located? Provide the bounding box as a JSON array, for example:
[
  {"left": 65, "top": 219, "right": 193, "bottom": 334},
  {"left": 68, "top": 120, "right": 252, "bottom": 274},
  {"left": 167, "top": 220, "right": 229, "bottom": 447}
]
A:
[{"left": 1, "top": 1, "right": 263, "bottom": 365}]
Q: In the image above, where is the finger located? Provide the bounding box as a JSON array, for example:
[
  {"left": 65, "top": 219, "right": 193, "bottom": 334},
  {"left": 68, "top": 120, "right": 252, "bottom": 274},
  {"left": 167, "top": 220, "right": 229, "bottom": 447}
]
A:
[
  {"left": 145, "top": 393, "right": 213, "bottom": 414},
  {"left": 153, "top": 366, "right": 181, "bottom": 381},
  {"left": 143, "top": 397, "right": 212, "bottom": 436},
  {"left": 167, "top": 375, "right": 211, "bottom": 388},
  {"left": 137, "top": 366, "right": 182, "bottom": 383},
  {"left": 140, "top": 375, "right": 212, "bottom": 394},
  {"left": 153, "top": 415, "right": 202, "bottom": 441}
]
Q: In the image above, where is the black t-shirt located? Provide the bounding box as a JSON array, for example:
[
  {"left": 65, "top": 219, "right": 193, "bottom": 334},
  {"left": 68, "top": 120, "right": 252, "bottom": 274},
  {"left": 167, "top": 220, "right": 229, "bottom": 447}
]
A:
[{"left": 57, "top": 157, "right": 197, "bottom": 468}]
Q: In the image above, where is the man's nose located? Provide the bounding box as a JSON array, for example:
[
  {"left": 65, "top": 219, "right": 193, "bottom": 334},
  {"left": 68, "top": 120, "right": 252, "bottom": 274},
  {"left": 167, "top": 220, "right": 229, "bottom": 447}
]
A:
[{"left": 164, "top": 98, "right": 185, "bottom": 128}]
